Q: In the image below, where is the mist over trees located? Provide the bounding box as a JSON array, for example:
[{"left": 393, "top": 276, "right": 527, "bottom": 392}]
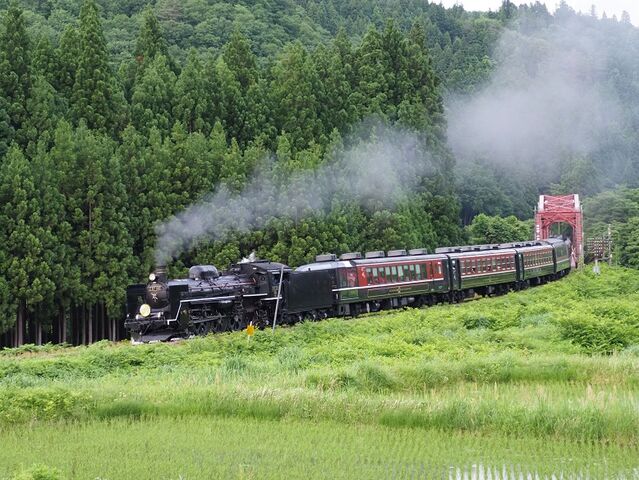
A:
[{"left": 0, "top": 0, "right": 638, "bottom": 344}]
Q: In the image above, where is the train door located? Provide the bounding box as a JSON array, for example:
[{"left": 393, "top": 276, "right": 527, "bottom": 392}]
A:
[
  {"left": 448, "top": 258, "right": 460, "bottom": 291},
  {"left": 516, "top": 253, "right": 524, "bottom": 281}
]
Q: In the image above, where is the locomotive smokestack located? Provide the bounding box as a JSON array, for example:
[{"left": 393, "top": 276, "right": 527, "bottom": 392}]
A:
[{"left": 154, "top": 265, "right": 168, "bottom": 283}]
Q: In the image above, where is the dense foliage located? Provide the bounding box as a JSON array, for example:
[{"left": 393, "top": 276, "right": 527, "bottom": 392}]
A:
[
  {"left": 584, "top": 188, "right": 639, "bottom": 268},
  {"left": 466, "top": 213, "right": 532, "bottom": 245}
]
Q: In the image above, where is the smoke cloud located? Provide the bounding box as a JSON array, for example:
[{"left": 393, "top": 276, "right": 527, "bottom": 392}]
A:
[
  {"left": 446, "top": 15, "right": 628, "bottom": 178},
  {"left": 154, "top": 124, "right": 434, "bottom": 265}
]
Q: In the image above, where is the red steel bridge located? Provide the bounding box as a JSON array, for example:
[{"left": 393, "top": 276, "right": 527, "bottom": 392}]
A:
[{"left": 535, "top": 194, "right": 584, "bottom": 268}]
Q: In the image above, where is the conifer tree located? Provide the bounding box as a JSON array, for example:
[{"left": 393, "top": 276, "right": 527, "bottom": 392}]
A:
[
  {"left": 355, "top": 27, "right": 389, "bottom": 116},
  {"left": 270, "top": 42, "right": 323, "bottom": 151},
  {"left": 135, "top": 6, "right": 170, "bottom": 64},
  {"left": 222, "top": 30, "right": 258, "bottom": 92},
  {"left": 380, "top": 20, "right": 412, "bottom": 109},
  {"left": 0, "top": 146, "right": 55, "bottom": 344},
  {"left": 131, "top": 55, "right": 176, "bottom": 136},
  {"left": 44, "top": 122, "right": 83, "bottom": 341},
  {"left": 71, "top": 0, "right": 121, "bottom": 135},
  {"left": 213, "top": 57, "right": 245, "bottom": 145},
  {"left": 0, "top": 3, "right": 31, "bottom": 147},
  {"left": 173, "top": 50, "right": 210, "bottom": 134},
  {"left": 313, "top": 43, "right": 356, "bottom": 136},
  {"left": 32, "top": 37, "right": 59, "bottom": 88},
  {"left": 24, "top": 76, "right": 61, "bottom": 156},
  {"left": 208, "top": 120, "right": 228, "bottom": 182},
  {"left": 123, "top": 6, "right": 177, "bottom": 101},
  {"left": 55, "top": 26, "right": 80, "bottom": 100}
]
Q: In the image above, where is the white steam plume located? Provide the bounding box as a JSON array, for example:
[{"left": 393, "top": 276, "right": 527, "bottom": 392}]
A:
[
  {"left": 446, "top": 15, "right": 627, "bottom": 177},
  {"left": 154, "top": 124, "right": 435, "bottom": 265}
]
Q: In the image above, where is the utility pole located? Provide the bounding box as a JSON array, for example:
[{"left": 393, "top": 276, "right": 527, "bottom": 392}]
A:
[{"left": 607, "top": 224, "right": 612, "bottom": 266}]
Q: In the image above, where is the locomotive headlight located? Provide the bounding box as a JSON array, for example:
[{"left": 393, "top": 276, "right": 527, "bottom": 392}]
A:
[
  {"left": 149, "top": 273, "right": 156, "bottom": 282},
  {"left": 139, "top": 304, "right": 151, "bottom": 317}
]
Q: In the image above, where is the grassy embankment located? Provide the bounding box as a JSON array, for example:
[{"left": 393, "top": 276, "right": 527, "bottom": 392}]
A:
[{"left": 1, "top": 265, "right": 639, "bottom": 478}]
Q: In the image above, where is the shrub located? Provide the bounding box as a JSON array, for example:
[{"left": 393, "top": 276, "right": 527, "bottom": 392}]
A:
[
  {"left": 461, "top": 312, "right": 496, "bottom": 330},
  {"left": 557, "top": 314, "right": 638, "bottom": 354}
]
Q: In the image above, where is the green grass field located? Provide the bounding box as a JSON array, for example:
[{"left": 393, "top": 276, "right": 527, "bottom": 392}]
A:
[{"left": 2, "top": 265, "right": 639, "bottom": 479}]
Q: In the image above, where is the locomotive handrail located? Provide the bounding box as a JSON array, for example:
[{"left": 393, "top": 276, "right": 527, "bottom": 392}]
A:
[
  {"left": 272, "top": 264, "right": 285, "bottom": 331},
  {"left": 167, "top": 295, "right": 237, "bottom": 324}
]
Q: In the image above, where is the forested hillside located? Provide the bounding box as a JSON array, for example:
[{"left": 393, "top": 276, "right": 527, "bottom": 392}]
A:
[{"left": 0, "top": 0, "right": 638, "bottom": 345}]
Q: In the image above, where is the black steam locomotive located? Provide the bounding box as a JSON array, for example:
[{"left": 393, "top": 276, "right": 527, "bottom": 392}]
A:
[{"left": 125, "top": 238, "right": 572, "bottom": 343}]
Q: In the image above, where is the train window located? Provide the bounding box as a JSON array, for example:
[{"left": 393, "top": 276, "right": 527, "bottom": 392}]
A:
[
  {"left": 402, "top": 265, "right": 410, "bottom": 280},
  {"left": 338, "top": 270, "right": 347, "bottom": 288},
  {"left": 437, "top": 262, "right": 442, "bottom": 275},
  {"left": 366, "top": 268, "right": 373, "bottom": 284},
  {"left": 415, "top": 264, "right": 422, "bottom": 279},
  {"left": 384, "top": 267, "right": 391, "bottom": 281},
  {"left": 390, "top": 266, "right": 398, "bottom": 282},
  {"left": 347, "top": 269, "right": 357, "bottom": 287},
  {"left": 409, "top": 264, "right": 416, "bottom": 280}
]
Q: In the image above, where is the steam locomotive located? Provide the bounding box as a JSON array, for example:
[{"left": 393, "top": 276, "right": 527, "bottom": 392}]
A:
[{"left": 125, "top": 238, "right": 571, "bottom": 343}]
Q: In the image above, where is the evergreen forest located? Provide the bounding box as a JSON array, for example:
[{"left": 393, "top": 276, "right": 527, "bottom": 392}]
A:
[{"left": 0, "top": 0, "right": 638, "bottom": 345}]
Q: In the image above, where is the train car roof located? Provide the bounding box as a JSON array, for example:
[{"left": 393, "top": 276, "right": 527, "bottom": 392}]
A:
[
  {"left": 295, "top": 260, "right": 353, "bottom": 272},
  {"left": 352, "top": 254, "right": 448, "bottom": 265},
  {"left": 514, "top": 244, "right": 553, "bottom": 252},
  {"left": 444, "top": 249, "right": 517, "bottom": 258}
]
